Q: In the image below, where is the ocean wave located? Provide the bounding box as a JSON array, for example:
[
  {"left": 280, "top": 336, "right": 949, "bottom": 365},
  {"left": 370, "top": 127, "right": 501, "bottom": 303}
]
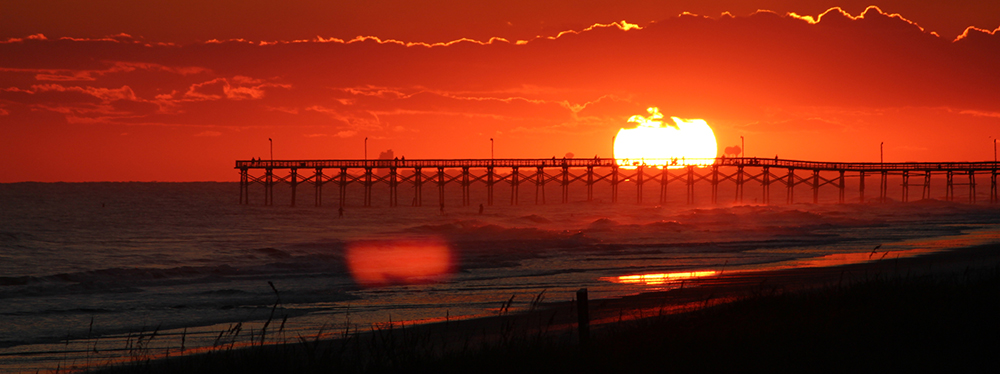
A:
[
  {"left": 0, "top": 257, "right": 352, "bottom": 299},
  {"left": 250, "top": 247, "right": 293, "bottom": 259},
  {"left": 0, "top": 231, "right": 37, "bottom": 243},
  {"left": 516, "top": 214, "right": 551, "bottom": 224}
]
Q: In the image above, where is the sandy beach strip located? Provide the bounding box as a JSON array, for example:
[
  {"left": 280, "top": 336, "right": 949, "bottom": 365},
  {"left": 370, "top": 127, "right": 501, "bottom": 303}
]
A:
[{"left": 88, "top": 241, "right": 1000, "bottom": 373}]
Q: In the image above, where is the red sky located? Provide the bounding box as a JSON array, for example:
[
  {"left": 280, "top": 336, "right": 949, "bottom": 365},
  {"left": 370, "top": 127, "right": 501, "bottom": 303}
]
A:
[{"left": 2, "top": 1, "right": 999, "bottom": 182}]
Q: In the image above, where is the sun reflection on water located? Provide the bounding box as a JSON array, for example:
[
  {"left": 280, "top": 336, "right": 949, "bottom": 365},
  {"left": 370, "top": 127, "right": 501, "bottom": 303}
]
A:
[{"left": 605, "top": 270, "right": 719, "bottom": 285}]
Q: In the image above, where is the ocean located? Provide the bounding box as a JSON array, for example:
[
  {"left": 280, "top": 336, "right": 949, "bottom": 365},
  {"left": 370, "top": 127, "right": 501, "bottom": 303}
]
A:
[{"left": 2, "top": 181, "right": 999, "bottom": 372}]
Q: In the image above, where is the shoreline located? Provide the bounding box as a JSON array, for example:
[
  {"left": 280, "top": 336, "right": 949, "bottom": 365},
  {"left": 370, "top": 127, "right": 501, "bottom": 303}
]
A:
[{"left": 88, "top": 241, "right": 1000, "bottom": 373}]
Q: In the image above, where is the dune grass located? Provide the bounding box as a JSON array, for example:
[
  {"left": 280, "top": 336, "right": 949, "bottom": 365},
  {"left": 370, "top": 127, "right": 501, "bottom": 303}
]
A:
[{"left": 87, "top": 262, "right": 999, "bottom": 374}]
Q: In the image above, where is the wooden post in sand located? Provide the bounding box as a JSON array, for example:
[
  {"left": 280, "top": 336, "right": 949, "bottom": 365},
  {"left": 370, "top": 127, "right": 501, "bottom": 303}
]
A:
[{"left": 576, "top": 288, "right": 591, "bottom": 348}]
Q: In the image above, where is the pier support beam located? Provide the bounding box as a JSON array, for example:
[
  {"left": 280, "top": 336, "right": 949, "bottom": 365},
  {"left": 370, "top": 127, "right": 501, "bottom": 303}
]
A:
[
  {"left": 901, "top": 170, "right": 909, "bottom": 203},
  {"left": 659, "top": 167, "right": 670, "bottom": 204},
  {"left": 265, "top": 168, "right": 273, "bottom": 206},
  {"left": 338, "top": 168, "right": 347, "bottom": 207},
  {"left": 562, "top": 166, "right": 570, "bottom": 203},
  {"left": 762, "top": 167, "right": 771, "bottom": 205},
  {"left": 462, "top": 167, "right": 470, "bottom": 206},
  {"left": 611, "top": 166, "right": 619, "bottom": 203},
  {"left": 686, "top": 166, "right": 694, "bottom": 204},
  {"left": 587, "top": 166, "right": 595, "bottom": 202},
  {"left": 946, "top": 171, "right": 954, "bottom": 201},
  {"left": 838, "top": 170, "right": 845, "bottom": 204},
  {"left": 414, "top": 167, "right": 423, "bottom": 207},
  {"left": 786, "top": 168, "right": 795, "bottom": 204},
  {"left": 364, "top": 167, "right": 373, "bottom": 207},
  {"left": 239, "top": 168, "right": 249, "bottom": 204},
  {"left": 636, "top": 166, "right": 644, "bottom": 204},
  {"left": 390, "top": 167, "right": 398, "bottom": 207},
  {"left": 879, "top": 171, "right": 887, "bottom": 203},
  {"left": 859, "top": 171, "right": 866, "bottom": 203},
  {"left": 735, "top": 166, "right": 744, "bottom": 204},
  {"left": 437, "top": 167, "right": 445, "bottom": 209},
  {"left": 812, "top": 170, "right": 820, "bottom": 204},
  {"left": 314, "top": 168, "right": 323, "bottom": 207},
  {"left": 510, "top": 167, "right": 519, "bottom": 205},
  {"left": 487, "top": 166, "right": 494, "bottom": 206},
  {"left": 992, "top": 169, "right": 998, "bottom": 204},
  {"left": 535, "top": 166, "right": 545, "bottom": 204},
  {"left": 290, "top": 168, "right": 298, "bottom": 207},
  {"left": 711, "top": 165, "right": 719, "bottom": 204},
  {"left": 969, "top": 170, "right": 976, "bottom": 204},
  {"left": 921, "top": 171, "right": 931, "bottom": 200}
]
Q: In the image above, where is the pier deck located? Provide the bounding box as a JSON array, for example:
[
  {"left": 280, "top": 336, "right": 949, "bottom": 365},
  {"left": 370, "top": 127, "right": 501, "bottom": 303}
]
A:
[{"left": 235, "top": 158, "right": 1000, "bottom": 207}]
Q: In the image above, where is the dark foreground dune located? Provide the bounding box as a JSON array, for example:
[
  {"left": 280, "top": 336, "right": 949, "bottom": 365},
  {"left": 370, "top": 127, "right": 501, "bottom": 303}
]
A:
[{"left": 95, "top": 244, "right": 1000, "bottom": 374}]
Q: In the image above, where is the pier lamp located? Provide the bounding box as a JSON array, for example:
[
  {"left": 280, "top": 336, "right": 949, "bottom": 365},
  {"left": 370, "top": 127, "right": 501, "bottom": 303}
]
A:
[
  {"left": 740, "top": 136, "right": 744, "bottom": 158},
  {"left": 365, "top": 137, "right": 368, "bottom": 160},
  {"left": 269, "top": 138, "right": 272, "bottom": 161},
  {"left": 490, "top": 138, "right": 494, "bottom": 159},
  {"left": 880, "top": 142, "right": 883, "bottom": 164}
]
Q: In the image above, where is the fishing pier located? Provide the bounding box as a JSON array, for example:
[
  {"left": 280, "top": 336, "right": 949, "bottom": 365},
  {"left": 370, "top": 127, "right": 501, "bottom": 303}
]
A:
[{"left": 235, "top": 158, "right": 1000, "bottom": 207}]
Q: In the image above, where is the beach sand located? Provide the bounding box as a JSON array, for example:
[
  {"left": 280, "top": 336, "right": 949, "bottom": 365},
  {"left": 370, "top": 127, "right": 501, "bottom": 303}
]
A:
[{"left": 93, "top": 242, "right": 1000, "bottom": 373}]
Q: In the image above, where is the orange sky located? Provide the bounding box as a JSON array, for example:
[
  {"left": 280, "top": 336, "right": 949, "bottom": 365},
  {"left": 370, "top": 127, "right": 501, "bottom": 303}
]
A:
[{"left": 2, "top": 1, "right": 999, "bottom": 182}]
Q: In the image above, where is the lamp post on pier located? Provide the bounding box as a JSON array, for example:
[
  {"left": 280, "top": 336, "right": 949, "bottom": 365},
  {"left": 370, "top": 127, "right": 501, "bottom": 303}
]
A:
[
  {"left": 880, "top": 142, "right": 884, "bottom": 164},
  {"left": 364, "top": 137, "right": 368, "bottom": 160},
  {"left": 490, "top": 138, "right": 494, "bottom": 160},
  {"left": 269, "top": 138, "right": 272, "bottom": 161},
  {"left": 740, "top": 136, "right": 744, "bottom": 158}
]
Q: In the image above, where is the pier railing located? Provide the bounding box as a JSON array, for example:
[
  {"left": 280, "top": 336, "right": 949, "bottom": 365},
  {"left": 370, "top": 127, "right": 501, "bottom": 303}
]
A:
[{"left": 236, "top": 158, "right": 1000, "bottom": 171}]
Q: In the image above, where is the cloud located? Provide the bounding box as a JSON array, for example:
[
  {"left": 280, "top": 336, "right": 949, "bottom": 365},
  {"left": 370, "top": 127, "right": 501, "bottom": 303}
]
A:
[
  {"left": 0, "top": 33, "right": 48, "bottom": 43},
  {"left": 0, "top": 61, "right": 210, "bottom": 82},
  {"left": 183, "top": 77, "right": 289, "bottom": 101},
  {"left": 959, "top": 110, "right": 1000, "bottom": 119},
  {"left": 3, "top": 7, "right": 1000, "bottom": 181},
  {"left": 17, "top": 84, "right": 138, "bottom": 101},
  {"left": 194, "top": 130, "right": 222, "bottom": 137}
]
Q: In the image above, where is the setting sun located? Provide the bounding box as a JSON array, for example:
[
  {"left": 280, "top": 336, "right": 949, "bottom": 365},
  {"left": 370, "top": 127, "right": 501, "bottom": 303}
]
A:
[{"left": 613, "top": 107, "right": 718, "bottom": 169}]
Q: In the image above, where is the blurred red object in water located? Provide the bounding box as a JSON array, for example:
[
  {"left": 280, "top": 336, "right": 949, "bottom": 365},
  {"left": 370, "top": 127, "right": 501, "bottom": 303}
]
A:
[{"left": 345, "top": 238, "right": 456, "bottom": 287}]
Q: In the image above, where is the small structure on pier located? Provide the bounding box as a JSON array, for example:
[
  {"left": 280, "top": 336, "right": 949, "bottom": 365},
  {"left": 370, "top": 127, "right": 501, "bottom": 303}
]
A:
[{"left": 235, "top": 158, "right": 999, "bottom": 207}]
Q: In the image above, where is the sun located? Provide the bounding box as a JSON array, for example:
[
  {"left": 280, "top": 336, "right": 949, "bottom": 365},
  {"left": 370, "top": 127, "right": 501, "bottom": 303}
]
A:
[{"left": 613, "top": 107, "right": 718, "bottom": 169}]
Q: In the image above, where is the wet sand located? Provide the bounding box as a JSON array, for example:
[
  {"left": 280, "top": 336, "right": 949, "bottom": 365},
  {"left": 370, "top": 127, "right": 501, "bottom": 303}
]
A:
[
  {"left": 432, "top": 241, "right": 1000, "bottom": 341},
  {"left": 93, "top": 241, "right": 1000, "bottom": 373}
]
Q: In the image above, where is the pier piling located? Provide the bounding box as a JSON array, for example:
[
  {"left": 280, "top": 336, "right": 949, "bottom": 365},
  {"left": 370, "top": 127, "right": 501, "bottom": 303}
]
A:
[{"left": 234, "top": 158, "right": 998, "bottom": 207}]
